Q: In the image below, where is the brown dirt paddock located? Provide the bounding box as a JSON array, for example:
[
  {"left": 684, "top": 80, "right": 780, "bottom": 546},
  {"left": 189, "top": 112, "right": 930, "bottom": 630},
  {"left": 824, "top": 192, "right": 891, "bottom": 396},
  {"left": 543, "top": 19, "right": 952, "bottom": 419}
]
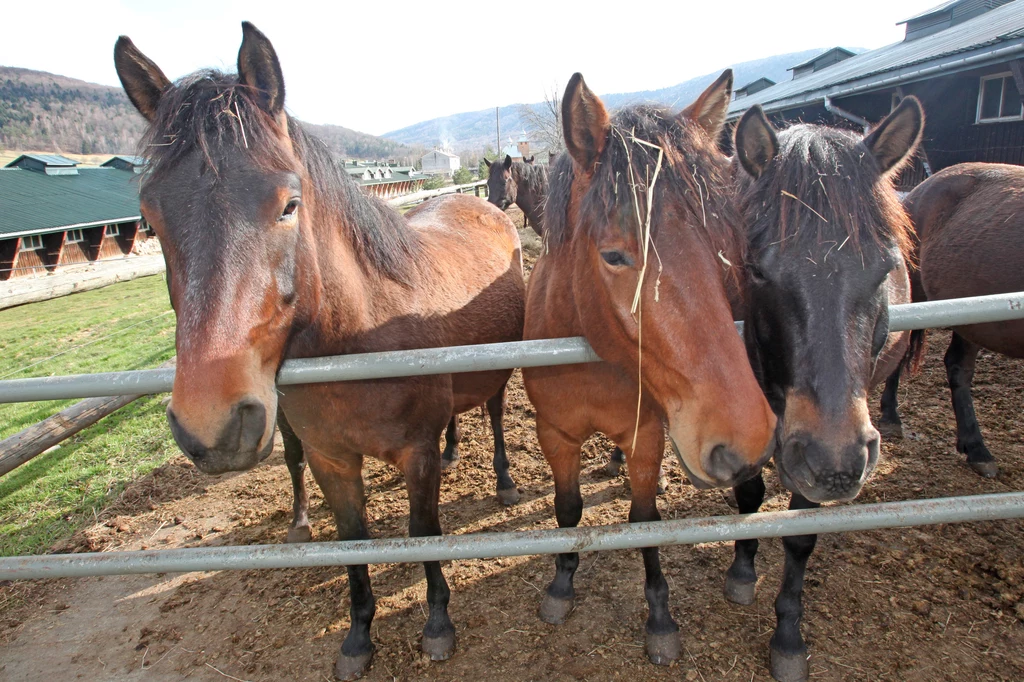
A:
[{"left": 2, "top": 208, "right": 1023, "bottom": 681}]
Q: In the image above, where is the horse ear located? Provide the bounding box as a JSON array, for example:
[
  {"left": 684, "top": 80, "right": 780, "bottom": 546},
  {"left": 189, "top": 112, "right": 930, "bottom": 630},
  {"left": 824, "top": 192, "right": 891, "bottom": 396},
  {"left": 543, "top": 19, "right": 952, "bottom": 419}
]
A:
[
  {"left": 734, "top": 105, "right": 778, "bottom": 180},
  {"left": 863, "top": 96, "right": 924, "bottom": 175},
  {"left": 562, "top": 72, "right": 610, "bottom": 172},
  {"left": 113, "top": 36, "right": 171, "bottom": 123},
  {"left": 524, "top": 155, "right": 534, "bottom": 164},
  {"left": 681, "top": 69, "right": 733, "bottom": 138},
  {"left": 483, "top": 158, "right": 491, "bottom": 168},
  {"left": 237, "top": 21, "right": 285, "bottom": 116},
  {"left": 503, "top": 155, "right": 512, "bottom": 170}
]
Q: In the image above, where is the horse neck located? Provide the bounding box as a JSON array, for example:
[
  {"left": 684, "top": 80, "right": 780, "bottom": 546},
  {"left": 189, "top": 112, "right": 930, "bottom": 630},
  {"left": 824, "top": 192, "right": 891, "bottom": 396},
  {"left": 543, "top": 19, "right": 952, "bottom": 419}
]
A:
[
  {"left": 300, "top": 193, "right": 419, "bottom": 350},
  {"left": 515, "top": 167, "right": 545, "bottom": 222}
]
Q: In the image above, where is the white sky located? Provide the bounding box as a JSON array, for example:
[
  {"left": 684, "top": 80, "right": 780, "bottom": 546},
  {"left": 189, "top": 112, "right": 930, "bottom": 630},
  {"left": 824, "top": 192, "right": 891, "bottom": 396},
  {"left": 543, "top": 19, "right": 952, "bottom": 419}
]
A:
[{"left": 1, "top": 0, "right": 942, "bottom": 136}]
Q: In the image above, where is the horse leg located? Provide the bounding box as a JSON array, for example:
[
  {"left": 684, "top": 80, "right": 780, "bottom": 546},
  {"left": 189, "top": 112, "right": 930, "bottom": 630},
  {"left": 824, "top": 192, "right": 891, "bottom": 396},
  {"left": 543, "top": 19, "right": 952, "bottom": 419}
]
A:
[
  {"left": 440, "top": 415, "right": 461, "bottom": 470},
  {"left": 623, "top": 419, "right": 680, "bottom": 665},
  {"left": 605, "top": 446, "right": 626, "bottom": 476},
  {"left": 306, "top": 452, "right": 375, "bottom": 681},
  {"left": 605, "top": 447, "right": 667, "bottom": 493},
  {"left": 277, "top": 408, "right": 311, "bottom": 543},
  {"left": 944, "top": 332, "right": 997, "bottom": 477},
  {"left": 724, "top": 471, "right": 766, "bottom": 605},
  {"left": 486, "top": 385, "right": 520, "bottom": 505},
  {"left": 536, "top": 418, "right": 584, "bottom": 625},
  {"left": 877, "top": 364, "right": 904, "bottom": 439},
  {"left": 769, "top": 493, "right": 819, "bottom": 682},
  {"left": 402, "top": 442, "right": 456, "bottom": 661}
]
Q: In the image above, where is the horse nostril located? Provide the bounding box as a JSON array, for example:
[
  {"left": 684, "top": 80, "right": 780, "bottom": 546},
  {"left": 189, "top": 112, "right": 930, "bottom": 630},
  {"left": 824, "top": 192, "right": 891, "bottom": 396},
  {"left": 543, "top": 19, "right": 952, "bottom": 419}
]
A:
[
  {"left": 706, "top": 444, "right": 755, "bottom": 484},
  {"left": 166, "top": 406, "right": 207, "bottom": 461},
  {"left": 234, "top": 398, "right": 267, "bottom": 453}
]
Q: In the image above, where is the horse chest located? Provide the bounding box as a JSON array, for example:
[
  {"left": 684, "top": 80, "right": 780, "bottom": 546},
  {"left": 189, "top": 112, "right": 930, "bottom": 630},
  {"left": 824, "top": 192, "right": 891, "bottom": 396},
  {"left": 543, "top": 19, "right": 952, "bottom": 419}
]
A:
[{"left": 278, "top": 379, "right": 453, "bottom": 459}]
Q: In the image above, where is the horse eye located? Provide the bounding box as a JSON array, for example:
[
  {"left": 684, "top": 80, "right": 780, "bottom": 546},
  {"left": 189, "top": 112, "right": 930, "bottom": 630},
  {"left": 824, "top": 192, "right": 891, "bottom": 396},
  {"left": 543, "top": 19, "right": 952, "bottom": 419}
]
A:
[
  {"left": 280, "top": 199, "right": 301, "bottom": 219},
  {"left": 601, "top": 251, "right": 632, "bottom": 267},
  {"left": 747, "top": 263, "right": 767, "bottom": 284}
]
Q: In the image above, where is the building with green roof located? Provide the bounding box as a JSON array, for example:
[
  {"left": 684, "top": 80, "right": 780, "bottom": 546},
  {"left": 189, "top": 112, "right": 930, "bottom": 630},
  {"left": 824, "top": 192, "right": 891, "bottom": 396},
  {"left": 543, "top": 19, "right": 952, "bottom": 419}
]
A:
[{"left": 0, "top": 155, "right": 150, "bottom": 280}]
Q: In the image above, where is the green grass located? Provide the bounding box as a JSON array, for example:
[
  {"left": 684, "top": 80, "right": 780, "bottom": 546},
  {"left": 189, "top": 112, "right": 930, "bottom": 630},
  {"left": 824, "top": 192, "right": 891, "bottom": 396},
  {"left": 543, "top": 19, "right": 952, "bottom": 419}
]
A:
[{"left": 0, "top": 275, "right": 179, "bottom": 556}]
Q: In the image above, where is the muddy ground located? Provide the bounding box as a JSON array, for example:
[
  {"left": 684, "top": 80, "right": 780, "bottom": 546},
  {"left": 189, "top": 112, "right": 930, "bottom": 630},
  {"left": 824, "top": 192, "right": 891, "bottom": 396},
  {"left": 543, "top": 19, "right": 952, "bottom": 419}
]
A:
[{"left": 2, "top": 211, "right": 1023, "bottom": 681}]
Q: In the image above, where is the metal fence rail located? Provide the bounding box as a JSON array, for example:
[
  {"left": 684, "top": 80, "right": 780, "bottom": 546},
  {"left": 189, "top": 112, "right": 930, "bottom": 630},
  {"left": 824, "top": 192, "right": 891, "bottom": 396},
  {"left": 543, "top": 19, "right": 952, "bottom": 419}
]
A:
[
  {"left": 1, "top": 291, "right": 1022, "bottom": 404},
  {"left": 2, "top": 492, "right": 1022, "bottom": 580},
  {"left": 1, "top": 290, "right": 1023, "bottom": 581}
]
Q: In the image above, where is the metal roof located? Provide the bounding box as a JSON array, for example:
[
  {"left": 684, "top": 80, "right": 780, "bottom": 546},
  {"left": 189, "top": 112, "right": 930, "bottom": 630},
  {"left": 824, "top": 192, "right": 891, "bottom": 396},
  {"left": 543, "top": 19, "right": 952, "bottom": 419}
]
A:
[
  {"left": 737, "top": 77, "right": 776, "bottom": 91},
  {"left": 0, "top": 167, "right": 141, "bottom": 238},
  {"left": 788, "top": 47, "right": 857, "bottom": 71},
  {"left": 727, "top": 0, "right": 1024, "bottom": 118},
  {"left": 5, "top": 153, "right": 77, "bottom": 168},
  {"left": 899, "top": 0, "right": 962, "bottom": 24},
  {"left": 101, "top": 155, "right": 148, "bottom": 167}
]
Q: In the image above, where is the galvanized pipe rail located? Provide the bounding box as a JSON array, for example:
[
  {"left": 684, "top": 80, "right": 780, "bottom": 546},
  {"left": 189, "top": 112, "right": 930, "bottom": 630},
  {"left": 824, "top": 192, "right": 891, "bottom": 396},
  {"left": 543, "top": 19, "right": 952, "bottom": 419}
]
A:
[
  {"left": 0, "top": 291, "right": 1022, "bottom": 404},
  {"left": 2, "top": 492, "right": 1022, "bottom": 580}
]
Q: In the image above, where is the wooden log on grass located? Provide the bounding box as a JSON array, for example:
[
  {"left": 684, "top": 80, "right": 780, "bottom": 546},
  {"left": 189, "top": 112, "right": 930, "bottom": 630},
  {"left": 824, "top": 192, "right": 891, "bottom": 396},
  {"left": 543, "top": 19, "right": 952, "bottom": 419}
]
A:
[{"left": 0, "top": 359, "right": 175, "bottom": 477}]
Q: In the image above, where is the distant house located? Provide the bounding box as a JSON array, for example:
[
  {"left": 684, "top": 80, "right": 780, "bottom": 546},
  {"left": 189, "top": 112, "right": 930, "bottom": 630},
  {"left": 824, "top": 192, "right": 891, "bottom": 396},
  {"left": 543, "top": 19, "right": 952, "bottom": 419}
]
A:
[
  {"left": 500, "top": 132, "right": 531, "bottom": 161},
  {"left": 421, "top": 148, "right": 461, "bottom": 176},
  {"left": 0, "top": 154, "right": 150, "bottom": 280},
  {"left": 343, "top": 160, "right": 426, "bottom": 198},
  {"left": 725, "top": 0, "right": 1024, "bottom": 190}
]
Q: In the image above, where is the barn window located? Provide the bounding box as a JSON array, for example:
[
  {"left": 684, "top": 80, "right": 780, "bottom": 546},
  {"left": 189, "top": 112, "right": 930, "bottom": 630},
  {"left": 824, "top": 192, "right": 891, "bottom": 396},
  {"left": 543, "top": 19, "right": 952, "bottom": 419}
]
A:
[
  {"left": 104, "top": 224, "right": 121, "bottom": 237},
  {"left": 977, "top": 73, "right": 1023, "bottom": 123},
  {"left": 66, "top": 229, "right": 85, "bottom": 243},
  {"left": 21, "top": 235, "right": 43, "bottom": 250}
]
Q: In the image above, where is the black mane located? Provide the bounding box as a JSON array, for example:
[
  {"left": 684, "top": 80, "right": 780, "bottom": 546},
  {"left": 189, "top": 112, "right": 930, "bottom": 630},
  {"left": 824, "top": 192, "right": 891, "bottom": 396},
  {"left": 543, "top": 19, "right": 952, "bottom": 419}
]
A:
[
  {"left": 140, "top": 70, "right": 418, "bottom": 283},
  {"left": 739, "top": 123, "right": 913, "bottom": 259}
]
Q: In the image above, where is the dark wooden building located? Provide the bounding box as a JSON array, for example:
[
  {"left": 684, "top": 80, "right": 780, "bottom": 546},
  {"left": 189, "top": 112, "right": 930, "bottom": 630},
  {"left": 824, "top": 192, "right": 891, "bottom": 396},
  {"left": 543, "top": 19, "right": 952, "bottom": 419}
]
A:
[
  {"left": 726, "top": 0, "right": 1024, "bottom": 189},
  {"left": 0, "top": 155, "right": 148, "bottom": 280}
]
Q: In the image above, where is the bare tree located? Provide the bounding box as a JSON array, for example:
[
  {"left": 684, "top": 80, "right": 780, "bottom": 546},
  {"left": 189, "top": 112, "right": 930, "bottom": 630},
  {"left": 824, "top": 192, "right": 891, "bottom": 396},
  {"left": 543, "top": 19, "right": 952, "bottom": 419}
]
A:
[{"left": 516, "top": 82, "right": 563, "bottom": 156}]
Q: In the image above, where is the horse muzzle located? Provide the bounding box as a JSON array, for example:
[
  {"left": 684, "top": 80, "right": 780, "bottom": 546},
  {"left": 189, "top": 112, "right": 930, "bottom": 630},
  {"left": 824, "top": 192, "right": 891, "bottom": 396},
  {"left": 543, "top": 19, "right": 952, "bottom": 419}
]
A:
[
  {"left": 774, "top": 429, "right": 880, "bottom": 503},
  {"left": 167, "top": 397, "right": 275, "bottom": 474}
]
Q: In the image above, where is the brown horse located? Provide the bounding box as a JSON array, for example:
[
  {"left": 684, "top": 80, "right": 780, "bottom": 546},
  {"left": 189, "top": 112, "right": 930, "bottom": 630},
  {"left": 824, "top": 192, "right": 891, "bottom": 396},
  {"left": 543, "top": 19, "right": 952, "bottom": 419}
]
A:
[
  {"left": 484, "top": 154, "right": 548, "bottom": 236},
  {"left": 114, "top": 23, "right": 525, "bottom": 680},
  {"left": 880, "top": 162, "right": 1024, "bottom": 478},
  {"left": 523, "top": 71, "right": 778, "bottom": 666},
  {"left": 730, "top": 99, "right": 923, "bottom": 681}
]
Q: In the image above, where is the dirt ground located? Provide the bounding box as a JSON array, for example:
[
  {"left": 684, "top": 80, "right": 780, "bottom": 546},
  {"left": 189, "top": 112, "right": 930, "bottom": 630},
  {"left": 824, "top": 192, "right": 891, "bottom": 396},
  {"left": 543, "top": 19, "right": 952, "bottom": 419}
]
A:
[{"left": 2, "top": 209, "right": 1023, "bottom": 681}]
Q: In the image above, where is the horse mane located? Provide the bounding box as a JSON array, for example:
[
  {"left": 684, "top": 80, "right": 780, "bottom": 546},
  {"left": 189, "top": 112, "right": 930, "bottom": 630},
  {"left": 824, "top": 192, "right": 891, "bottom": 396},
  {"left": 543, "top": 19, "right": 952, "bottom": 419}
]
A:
[
  {"left": 545, "top": 104, "right": 743, "bottom": 271},
  {"left": 739, "top": 123, "right": 914, "bottom": 262},
  {"left": 511, "top": 160, "right": 548, "bottom": 197},
  {"left": 139, "top": 69, "right": 418, "bottom": 284}
]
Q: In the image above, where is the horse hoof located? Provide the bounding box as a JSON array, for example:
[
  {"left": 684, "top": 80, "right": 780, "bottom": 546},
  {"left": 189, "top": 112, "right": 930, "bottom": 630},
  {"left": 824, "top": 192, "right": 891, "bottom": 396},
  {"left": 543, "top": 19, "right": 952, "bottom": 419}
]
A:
[
  {"left": 605, "top": 460, "right": 624, "bottom": 477},
  {"left": 334, "top": 649, "right": 373, "bottom": 681},
  {"left": 770, "top": 647, "right": 809, "bottom": 682},
  {"left": 497, "top": 487, "right": 521, "bottom": 506},
  {"left": 723, "top": 489, "right": 738, "bottom": 509},
  {"left": 969, "top": 460, "right": 999, "bottom": 478},
  {"left": 286, "top": 525, "right": 312, "bottom": 543},
  {"left": 724, "top": 575, "right": 756, "bottom": 605},
  {"left": 646, "top": 631, "right": 681, "bottom": 666},
  {"left": 539, "top": 594, "right": 574, "bottom": 624},
  {"left": 421, "top": 632, "right": 455, "bottom": 661},
  {"left": 440, "top": 457, "right": 459, "bottom": 472},
  {"left": 877, "top": 421, "right": 903, "bottom": 439}
]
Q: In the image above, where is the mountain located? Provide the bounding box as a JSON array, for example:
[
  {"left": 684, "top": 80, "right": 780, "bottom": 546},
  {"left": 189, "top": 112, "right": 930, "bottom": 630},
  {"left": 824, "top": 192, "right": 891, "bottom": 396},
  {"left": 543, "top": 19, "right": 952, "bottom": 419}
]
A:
[
  {"left": 0, "top": 66, "right": 419, "bottom": 160},
  {"left": 383, "top": 48, "right": 861, "bottom": 152}
]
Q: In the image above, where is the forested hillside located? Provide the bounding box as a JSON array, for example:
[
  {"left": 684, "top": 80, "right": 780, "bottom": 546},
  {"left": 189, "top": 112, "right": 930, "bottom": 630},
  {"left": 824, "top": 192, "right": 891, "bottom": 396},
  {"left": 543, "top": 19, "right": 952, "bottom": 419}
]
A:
[{"left": 0, "top": 66, "right": 418, "bottom": 160}]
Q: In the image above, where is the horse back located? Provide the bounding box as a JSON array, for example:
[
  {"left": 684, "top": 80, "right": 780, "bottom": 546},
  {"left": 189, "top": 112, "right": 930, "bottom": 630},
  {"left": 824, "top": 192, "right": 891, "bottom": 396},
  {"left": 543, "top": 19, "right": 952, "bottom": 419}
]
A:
[
  {"left": 908, "top": 163, "right": 1024, "bottom": 357},
  {"left": 405, "top": 194, "right": 527, "bottom": 409}
]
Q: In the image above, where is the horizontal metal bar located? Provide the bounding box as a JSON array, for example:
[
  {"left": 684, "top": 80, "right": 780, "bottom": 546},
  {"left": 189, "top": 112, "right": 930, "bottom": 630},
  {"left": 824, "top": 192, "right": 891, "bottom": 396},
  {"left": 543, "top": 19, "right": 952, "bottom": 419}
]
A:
[
  {"left": 2, "top": 492, "right": 1022, "bottom": 580},
  {"left": 888, "top": 291, "right": 1024, "bottom": 332},
  {"left": 0, "top": 292, "right": 1021, "bottom": 404}
]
